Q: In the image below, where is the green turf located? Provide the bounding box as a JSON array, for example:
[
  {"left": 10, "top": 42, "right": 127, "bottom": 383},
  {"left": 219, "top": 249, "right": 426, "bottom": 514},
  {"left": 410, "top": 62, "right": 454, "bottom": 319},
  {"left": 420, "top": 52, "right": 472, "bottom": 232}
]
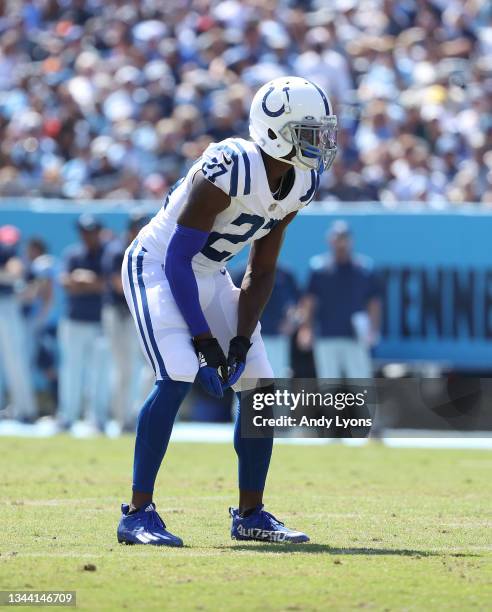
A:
[{"left": 0, "top": 437, "right": 491, "bottom": 611}]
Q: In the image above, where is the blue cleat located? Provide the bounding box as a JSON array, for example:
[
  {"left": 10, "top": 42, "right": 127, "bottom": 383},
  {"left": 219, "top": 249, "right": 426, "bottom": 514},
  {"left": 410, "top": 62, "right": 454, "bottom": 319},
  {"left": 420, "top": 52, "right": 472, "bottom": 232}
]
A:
[
  {"left": 230, "top": 505, "right": 310, "bottom": 543},
  {"left": 117, "top": 503, "right": 183, "bottom": 547}
]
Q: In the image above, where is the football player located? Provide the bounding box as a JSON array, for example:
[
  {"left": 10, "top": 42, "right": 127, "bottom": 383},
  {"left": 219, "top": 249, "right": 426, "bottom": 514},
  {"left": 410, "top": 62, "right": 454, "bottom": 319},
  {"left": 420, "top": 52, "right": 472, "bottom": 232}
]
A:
[{"left": 117, "top": 77, "right": 337, "bottom": 546}]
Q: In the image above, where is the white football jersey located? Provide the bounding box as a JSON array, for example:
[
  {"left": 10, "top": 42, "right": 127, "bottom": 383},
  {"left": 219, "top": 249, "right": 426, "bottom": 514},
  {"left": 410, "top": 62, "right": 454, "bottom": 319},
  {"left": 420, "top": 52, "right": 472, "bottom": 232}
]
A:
[{"left": 138, "top": 137, "right": 320, "bottom": 274}]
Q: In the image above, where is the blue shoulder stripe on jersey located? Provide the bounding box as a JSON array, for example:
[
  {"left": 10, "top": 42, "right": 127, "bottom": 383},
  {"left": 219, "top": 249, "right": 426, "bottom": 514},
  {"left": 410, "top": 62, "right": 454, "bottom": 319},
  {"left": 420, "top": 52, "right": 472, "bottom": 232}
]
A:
[
  {"left": 163, "top": 177, "right": 185, "bottom": 209},
  {"left": 232, "top": 141, "right": 251, "bottom": 195},
  {"left": 300, "top": 170, "right": 319, "bottom": 203},
  {"left": 221, "top": 145, "right": 239, "bottom": 197},
  {"left": 308, "top": 80, "right": 330, "bottom": 115}
]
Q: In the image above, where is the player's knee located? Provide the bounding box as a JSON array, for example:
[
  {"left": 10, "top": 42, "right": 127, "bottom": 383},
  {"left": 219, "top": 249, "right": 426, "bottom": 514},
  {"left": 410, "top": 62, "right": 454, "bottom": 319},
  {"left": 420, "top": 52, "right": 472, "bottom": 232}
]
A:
[{"left": 155, "top": 379, "right": 190, "bottom": 402}]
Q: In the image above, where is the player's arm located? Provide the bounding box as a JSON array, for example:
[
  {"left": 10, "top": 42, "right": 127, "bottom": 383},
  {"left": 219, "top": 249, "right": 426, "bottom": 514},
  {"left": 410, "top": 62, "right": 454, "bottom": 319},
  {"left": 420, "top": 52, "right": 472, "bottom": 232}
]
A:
[
  {"left": 164, "top": 173, "right": 231, "bottom": 396},
  {"left": 177, "top": 173, "right": 231, "bottom": 235},
  {"left": 224, "top": 212, "right": 297, "bottom": 386},
  {"left": 238, "top": 211, "right": 297, "bottom": 338},
  {"left": 166, "top": 173, "right": 231, "bottom": 338}
]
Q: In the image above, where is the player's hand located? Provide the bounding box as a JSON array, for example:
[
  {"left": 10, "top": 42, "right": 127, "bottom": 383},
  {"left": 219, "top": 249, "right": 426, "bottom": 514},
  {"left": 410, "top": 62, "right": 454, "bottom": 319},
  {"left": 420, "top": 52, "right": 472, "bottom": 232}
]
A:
[
  {"left": 192, "top": 337, "right": 228, "bottom": 398},
  {"left": 223, "top": 336, "right": 252, "bottom": 388}
]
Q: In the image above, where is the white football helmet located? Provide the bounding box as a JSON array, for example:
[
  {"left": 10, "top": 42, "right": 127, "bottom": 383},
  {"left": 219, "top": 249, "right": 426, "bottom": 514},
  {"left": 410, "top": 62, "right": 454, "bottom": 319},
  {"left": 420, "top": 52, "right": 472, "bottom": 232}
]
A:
[{"left": 249, "top": 76, "right": 337, "bottom": 174}]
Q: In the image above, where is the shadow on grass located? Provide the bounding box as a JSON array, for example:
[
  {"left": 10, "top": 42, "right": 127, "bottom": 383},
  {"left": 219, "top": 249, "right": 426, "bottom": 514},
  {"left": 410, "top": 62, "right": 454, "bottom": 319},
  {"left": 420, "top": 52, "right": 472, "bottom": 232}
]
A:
[{"left": 228, "top": 543, "right": 443, "bottom": 556}]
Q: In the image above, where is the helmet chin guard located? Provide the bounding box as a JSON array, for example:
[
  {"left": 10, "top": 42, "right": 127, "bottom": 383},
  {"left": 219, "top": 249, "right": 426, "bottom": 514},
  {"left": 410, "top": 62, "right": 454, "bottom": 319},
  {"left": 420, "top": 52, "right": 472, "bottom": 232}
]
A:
[{"left": 249, "top": 76, "right": 337, "bottom": 173}]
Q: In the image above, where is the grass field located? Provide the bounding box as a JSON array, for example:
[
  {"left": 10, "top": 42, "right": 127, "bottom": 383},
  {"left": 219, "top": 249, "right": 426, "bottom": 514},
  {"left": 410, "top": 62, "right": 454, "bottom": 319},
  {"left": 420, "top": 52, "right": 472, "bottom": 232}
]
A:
[{"left": 0, "top": 437, "right": 491, "bottom": 611}]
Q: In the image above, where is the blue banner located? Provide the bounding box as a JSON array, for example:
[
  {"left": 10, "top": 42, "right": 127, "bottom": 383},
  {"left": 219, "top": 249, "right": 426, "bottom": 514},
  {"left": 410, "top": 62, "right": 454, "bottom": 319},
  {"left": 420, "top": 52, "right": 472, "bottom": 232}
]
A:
[
  {"left": 283, "top": 206, "right": 492, "bottom": 369},
  {"left": 1, "top": 200, "right": 491, "bottom": 368}
]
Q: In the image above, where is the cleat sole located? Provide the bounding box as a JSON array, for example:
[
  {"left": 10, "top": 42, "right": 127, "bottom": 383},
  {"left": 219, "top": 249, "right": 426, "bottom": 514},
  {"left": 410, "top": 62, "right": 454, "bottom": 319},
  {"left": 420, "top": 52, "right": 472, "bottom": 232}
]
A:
[
  {"left": 231, "top": 534, "right": 309, "bottom": 544},
  {"left": 117, "top": 535, "right": 183, "bottom": 547}
]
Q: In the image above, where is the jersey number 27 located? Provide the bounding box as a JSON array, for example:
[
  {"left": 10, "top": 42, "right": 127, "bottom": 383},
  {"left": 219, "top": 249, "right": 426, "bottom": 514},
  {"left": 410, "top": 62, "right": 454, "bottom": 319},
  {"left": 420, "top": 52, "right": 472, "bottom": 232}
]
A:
[{"left": 201, "top": 213, "right": 278, "bottom": 262}]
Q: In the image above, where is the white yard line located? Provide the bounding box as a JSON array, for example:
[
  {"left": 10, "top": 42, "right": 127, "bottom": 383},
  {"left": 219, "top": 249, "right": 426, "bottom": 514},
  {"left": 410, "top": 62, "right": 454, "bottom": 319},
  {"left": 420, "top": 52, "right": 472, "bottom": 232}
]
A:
[{"left": 1, "top": 420, "right": 491, "bottom": 449}]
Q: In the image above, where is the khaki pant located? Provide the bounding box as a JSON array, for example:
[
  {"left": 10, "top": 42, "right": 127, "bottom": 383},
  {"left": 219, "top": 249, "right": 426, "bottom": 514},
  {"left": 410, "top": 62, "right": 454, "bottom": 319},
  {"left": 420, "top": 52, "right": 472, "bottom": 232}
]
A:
[
  {"left": 58, "top": 318, "right": 108, "bottom": 426},
  {"left": 314, "top": 338, "right": 372, "bottom": 380},
  {"left": 262, "top": 335, "right": 290, "bottom": 379},
  {"left": 0, "top": 296, "right": 37, "bottom": 419}
]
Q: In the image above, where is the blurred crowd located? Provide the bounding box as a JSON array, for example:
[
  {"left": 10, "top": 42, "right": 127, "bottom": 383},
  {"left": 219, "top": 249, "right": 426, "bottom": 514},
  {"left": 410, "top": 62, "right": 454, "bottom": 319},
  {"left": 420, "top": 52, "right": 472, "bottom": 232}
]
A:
[
  {"left": 0, "top": 216, "right": 381, "bottom": 433},
  {"left": 0, "top": 0, "right": 491, "bottom": 205}
]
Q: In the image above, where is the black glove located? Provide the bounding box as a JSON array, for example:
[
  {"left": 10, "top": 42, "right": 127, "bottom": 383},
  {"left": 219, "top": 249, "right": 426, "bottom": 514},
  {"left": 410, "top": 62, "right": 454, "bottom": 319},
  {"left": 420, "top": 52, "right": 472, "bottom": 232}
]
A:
[
  {"left": 192, "top": 337, "right": 228, "bottom": 398},
  {"left": 224, "top": 336, "right": 252, "bottom": 387}
]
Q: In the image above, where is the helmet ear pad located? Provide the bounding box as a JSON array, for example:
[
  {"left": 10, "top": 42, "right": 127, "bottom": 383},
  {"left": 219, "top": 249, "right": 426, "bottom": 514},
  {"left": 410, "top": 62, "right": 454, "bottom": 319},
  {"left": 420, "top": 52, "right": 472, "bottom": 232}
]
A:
[
  {"left": 249, "top": 118, "right": 293, "bottom": 159},
  {"left": 267, "top": 130, "right": 296, "bottom": 162}
]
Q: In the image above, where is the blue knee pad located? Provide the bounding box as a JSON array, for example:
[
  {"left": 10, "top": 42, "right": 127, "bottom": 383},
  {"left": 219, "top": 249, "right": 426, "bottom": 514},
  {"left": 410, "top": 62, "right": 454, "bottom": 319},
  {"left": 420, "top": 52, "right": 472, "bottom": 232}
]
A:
[
  {"left": 133, "top": 379, "right": 191, "bottom": 494},
  {"left": 234, "top": 390, "right": 273, "bottom": 492}
]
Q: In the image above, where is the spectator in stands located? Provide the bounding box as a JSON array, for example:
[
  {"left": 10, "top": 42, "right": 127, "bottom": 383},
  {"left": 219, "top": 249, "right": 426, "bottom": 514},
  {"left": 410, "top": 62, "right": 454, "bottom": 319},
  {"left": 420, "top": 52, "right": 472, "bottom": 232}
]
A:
[
  {"left": 0, "top": 1, "right": 489, "bottom": 204},
  {"left": 58, "top": 214, "right": 108, "bottom": 430},
  {"left": 102, "top": 211, "right": 153, "bottom": 431},
  {"left": 325, "top": 159, "right": 379, "bottom": 202},
  {"left": 231, "top": 264, "right": 299, "bottom": 378},
  {"left": 300, "top": 220, "right": 381, "bottom": 379},
  {"left": 0, "top": 225, "right": 37, "bottom": 421}
]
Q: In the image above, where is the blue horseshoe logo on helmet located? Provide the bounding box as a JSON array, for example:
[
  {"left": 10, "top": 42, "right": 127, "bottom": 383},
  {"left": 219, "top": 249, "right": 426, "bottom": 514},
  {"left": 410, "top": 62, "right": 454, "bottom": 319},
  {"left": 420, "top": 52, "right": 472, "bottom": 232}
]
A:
[{"left": 262, "top": 86, "right": 290, "bottom": 117}]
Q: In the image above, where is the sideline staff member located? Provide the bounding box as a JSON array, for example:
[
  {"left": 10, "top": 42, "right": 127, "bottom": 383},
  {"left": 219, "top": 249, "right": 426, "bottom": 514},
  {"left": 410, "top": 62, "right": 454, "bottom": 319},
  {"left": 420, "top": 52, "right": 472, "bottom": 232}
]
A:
[{"left": 301, "top": 220, "right": 381, "bottom": 379}]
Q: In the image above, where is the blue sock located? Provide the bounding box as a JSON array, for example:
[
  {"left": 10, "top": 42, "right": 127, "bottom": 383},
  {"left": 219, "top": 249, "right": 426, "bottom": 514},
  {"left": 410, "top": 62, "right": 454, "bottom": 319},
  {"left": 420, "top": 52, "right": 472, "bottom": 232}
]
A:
[
  {"left": 234, "top": 391, "right": 273, "bottom": 492},
  {"left": 132, "top": 380, "right": 191, "bottom": 494}
]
